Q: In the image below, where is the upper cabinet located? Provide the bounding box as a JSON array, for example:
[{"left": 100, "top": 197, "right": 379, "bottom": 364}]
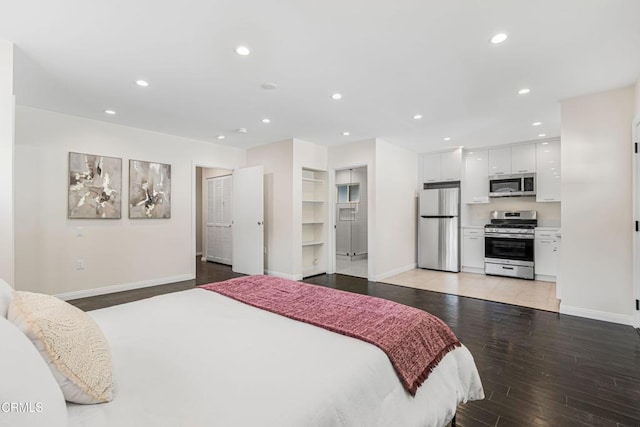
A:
[
  {"left": 488, "top": 147, "right": 511, "bottom": 175},
  {"left": 421, "top": 149, "right": 462, "bottom": 184},
  {"left": 463, "top": 149, "right": 489, "bottom": 204},
  {"left": 511, "top": 144, "right": 536, "bottom": 173},
  {"left": 488, "top": 144, "right": 536, "bottom": 176},
  {"left": 536, "top": 141, "right": 561, "bottom": 202},
  {"left": 421, "top": 153, "right": 441, "bottom": 183}
]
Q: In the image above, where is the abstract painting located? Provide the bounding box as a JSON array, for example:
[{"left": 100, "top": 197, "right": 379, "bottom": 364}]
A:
[
  {"left": 129, "top": 160, "right": 171, "bottom": 219},
  {"left": 68, "top": 152, "right": 122, "bottom": 219}
]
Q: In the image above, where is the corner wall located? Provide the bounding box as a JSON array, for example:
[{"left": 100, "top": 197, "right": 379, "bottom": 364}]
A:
[
  {"left": 0, "top": 40, "right": 14, "bottom": 285},
  {"left": 560, "top": 85, "right": 635, "bottom": 324},
  {"left": 14, "top": 107, "right": 245, "bottom": 297},
  {"left": 374, "top": 139, "right": 418, "bottom": 280},
  {"left": 247, "top": 140, "right": 294, "bottom": 278}
]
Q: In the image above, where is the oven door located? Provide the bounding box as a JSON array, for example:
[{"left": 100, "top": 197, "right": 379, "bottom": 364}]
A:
[{"left": 484, "top": 234, "right": 534, "bottom": 266}]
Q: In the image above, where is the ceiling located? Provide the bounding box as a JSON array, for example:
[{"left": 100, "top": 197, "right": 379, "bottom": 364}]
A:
[{"left": 1, "top": 0, "right": 639, "bottom": 152}]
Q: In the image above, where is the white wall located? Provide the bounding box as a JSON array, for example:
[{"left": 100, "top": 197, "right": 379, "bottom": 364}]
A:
[
  {"left": 374, "top": 139, "right": 418, "bottom": 280},
  {"left": 247, "top": 139, "right": 294, "bottom": 278},
  {"left": 14, "top": 107, "right": 245, "bottom": 297},
  {"left": 560, "top": 85, "right": 635, "bottom": 325},
  {"left": 0, "top": 40, "right": 14, "bottom": 286}
]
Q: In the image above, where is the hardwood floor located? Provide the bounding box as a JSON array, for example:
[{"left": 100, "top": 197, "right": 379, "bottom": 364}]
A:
[{"left": 69, "top": 261, "right": 640, "bottom": 426}]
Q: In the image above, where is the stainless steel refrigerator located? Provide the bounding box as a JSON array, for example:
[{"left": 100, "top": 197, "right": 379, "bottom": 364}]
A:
[{"left": 418, "top": 187, "right": 460, "bottom": 272}]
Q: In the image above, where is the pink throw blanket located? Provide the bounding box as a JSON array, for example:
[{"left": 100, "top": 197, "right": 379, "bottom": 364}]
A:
[{"left": 199, "top": 275, "right": 460, "bottom": 395}]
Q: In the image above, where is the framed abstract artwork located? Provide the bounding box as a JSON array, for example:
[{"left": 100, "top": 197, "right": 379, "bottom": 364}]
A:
[
  {"left": 68, "top": 152, "right": 122, "bottom": 219},
  {"left": 129, "top": 160, "right": 171, "bottom": 219}
]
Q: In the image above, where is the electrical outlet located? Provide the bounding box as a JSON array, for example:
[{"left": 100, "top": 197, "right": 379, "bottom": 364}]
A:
[{"left": 76, "top": 259, "right": 85, "bottom": 270}]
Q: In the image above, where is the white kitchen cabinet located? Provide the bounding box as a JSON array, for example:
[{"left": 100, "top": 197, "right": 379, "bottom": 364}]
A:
[
  {"left": 534, "top": 229, "right": 557, "bottom": 280},
  {"left": 536, "top": 141, "right": 561, "bottom": 202},
  {"left": 440, "top": 150, "right": 462, "bottom": 182},
  {"left": 462, "top": 228, "right": 485, "bottom": 271},
  {"left": 421, "top": 153, "right": 441, "bottom": 183},
  {"left": 488, "top": 147, "right": 511, "bottom": 176},
  {"left": 462, "top": 149, "right": 489, "bottom": 203},
  {"left": 511, "top": 144, "right": 536, "bottom": 173},
  {"left": 421, "top": 150, "right": 461, "bottom": 184}
]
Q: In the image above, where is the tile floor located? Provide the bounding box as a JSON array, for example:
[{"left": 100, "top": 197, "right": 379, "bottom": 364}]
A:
[
  {"left": 383, "top": 268, "right": 560, "bottom": 312},
  {"left": 335, "top": 258, "right": 368, "bottom": 279}
]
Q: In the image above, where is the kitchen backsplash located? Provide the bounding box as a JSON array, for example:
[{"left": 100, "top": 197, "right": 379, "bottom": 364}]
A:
[{"left": 462, "top": 198, "right": 561, "bottom": 228}]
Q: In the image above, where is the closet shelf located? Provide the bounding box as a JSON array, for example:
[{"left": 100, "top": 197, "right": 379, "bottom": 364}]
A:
[
  {"left": 302, "top": 177, "right": 324, "bottom": 183},
  {"left": 302, "top": 241, "right": 324, "bottom": 247},
  {"left": 302, "top": 200, "right": 324, "bottom": 203},
  {"left": 302, "top": 221, "right": 324, "bottom": 225}
]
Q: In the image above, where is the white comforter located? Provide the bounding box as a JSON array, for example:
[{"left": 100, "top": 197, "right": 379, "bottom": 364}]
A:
[{"left": 67, "top": 289, "right": 483, "bottom": 427}]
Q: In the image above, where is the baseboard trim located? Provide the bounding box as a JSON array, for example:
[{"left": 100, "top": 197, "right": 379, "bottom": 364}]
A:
[
  {"left": 461, "top": 266, "right": 484, "bottom": 274},
  {"left": 56, "top": 273, "right": 195, "bottom": 301},
  {"left": 559, "top": 304, "right": 633, "bottom": 326},
  {"left": 372, "top": 263, "right": 417, "bottom": 282},
  {"left": 265, "top": 270, "right": 300, "bottom": 281},
  {"left": 195, "top": 251, "right": 203, "bottom": 256},
  {"left": 534, "top": 274, "right": 556, "bottom": 283}
]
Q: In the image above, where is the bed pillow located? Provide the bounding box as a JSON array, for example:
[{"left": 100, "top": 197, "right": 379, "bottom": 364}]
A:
[
  {"left": 0, "top": 278, "right": 13, "bottom": 318},
  {"left": 0, "top": 315, "right": 68, "bottom": 427},
  {"left": 8, "top": 291, "right": 114, "bottom": 404}
]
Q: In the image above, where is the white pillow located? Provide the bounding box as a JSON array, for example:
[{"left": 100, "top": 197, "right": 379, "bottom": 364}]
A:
[
  {"left": 8, "top": 291, "right": 114, "bottom": 404},
  {"left": 0, "top": 278, "right": 13, "bottom": 318},
  {"left": 0, "top": 316, "right": 67, "bottom": 427}
]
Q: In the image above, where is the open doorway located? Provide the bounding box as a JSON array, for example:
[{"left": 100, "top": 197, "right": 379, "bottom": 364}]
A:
[
  {"left": 193, "top": 164, "right": 264, "bottom": 283},
  {"left": 196, "top": 166, "right": 234, "bottom": 283},
  {"left": 335, "top": 167, "right": 368, "bottom": 278}
]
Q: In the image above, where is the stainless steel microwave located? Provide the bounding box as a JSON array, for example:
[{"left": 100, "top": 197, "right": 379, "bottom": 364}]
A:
[{"left": 488, "top": 173, "right": 536, "bottom": 197}]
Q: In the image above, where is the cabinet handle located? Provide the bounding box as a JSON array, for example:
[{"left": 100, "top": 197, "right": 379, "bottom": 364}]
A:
[
  {"left": 543, "top": 198, "right": 555, "bottom": 201},
  {"left": 468, "top": 237, "right": 478, "bottom": 240},
  {"left": 518, "top": 170, "right": 528, "bottom": 173},
  {"left": 539, "top": 240, "right": 553, "bottom": 243}
]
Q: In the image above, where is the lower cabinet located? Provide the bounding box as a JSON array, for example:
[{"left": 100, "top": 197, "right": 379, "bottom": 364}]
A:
[
  {"left": 534, "top": 229, "right": 558, "bottom": 280},
  {"left": 462, "top": 228, "right": 484, "bottom": 271}
]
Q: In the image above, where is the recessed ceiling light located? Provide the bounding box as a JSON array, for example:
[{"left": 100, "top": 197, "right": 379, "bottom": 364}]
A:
[
  {"left": 332, "top": 93, "right": 343, "bottom": 100},
  {"left": 236, "top": 128, "right": 248, "bottom": 134},
  {"left": 413, "top": 114, "right": 423, "bottom": 120},
  {"left": 542, "top": 142, "right": 549, "bottom": 145},
  {"left": 518, "top": 88, "right": 531, "bottom": 95},
  {"left": 104, "top": 110, "right": 116, "bottom": 115},
  {"left": 538, "top": 133, "right": 547, "bottom": 137},
  {"left": 261, "top": 118, "right": 271, "bottom": 124},
  {"left": 236, "top": 46, "right": 250, "bottom": 56},
  {"left": 136, "top": 80, "right": 149, "bottom": 87},
  {"left": 342, "top": 131, "right": 350, "bottom": 136},
  {"left": 217, "top": 135, "right": 225, "bottom": 140},
  {"left": 443, "top": 137, "right": 451, "bottom": 141},
  {"left": 261, "top": 82, "right": 277, "bottom": 90},
  {"left": 490, "top": 33, "right": 508, "bottom": 44},
  {"left": 532, "top": 122, "right": 542, "bottom": 126}
]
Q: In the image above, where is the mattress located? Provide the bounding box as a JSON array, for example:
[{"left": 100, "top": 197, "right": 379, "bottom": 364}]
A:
[{"left": 67, "top": 288, "right": 484, "bottom": 427}]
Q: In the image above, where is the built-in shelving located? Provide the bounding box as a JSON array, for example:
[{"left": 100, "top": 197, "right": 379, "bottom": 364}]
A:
[{"left": 301, "top": 168, "right": 327, "bottom": 278}]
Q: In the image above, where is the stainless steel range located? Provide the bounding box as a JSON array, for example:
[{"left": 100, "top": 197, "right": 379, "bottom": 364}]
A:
[{"left": 484, "top": 211, "right": 537, "bottom": 280}]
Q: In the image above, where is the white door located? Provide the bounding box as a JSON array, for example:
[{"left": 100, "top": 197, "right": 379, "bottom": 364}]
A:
[{"left": 232, "top": 166, "right": 264, "bottom": 275}]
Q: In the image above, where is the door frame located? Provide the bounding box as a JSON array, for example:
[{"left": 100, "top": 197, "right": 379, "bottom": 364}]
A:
[
  {"left": 633, "top": 116, "right": 640, "bottom": 329},
  {"left": 329, "top": 161, "right": 373, "bottom": 280},
  {"left": 191, "top": 160, "right": 237, "bottom": 280}
]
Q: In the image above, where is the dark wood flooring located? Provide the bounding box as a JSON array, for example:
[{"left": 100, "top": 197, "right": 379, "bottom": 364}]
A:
[{"left": 69, "top": 260, "right": 640, "bottom": 427}]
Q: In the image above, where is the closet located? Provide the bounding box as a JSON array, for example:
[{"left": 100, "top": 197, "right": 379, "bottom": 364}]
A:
[{"left": 206, "top": 175, "right": 232, "bottom": 265}]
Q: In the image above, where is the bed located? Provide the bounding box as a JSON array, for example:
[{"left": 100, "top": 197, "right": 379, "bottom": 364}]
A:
[{"left": 63, "top": 277, "right": 484, "bottom": 427}]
